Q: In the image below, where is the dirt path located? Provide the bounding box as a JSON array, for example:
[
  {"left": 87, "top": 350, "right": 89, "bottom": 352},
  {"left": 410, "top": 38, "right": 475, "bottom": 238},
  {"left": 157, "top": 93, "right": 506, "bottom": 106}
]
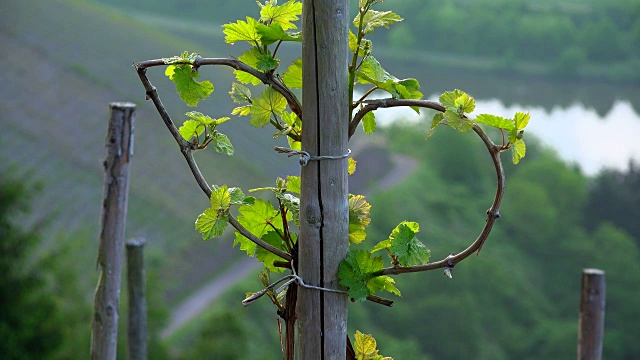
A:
[{"left": 161, "top": 152, "right": 418, "bottom": 338}]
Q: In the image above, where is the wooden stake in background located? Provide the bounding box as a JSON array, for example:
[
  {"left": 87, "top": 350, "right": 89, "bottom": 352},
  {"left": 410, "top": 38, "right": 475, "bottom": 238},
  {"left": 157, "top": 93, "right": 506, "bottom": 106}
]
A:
[
  {"left": 578, "top": 268, "right": 606, "bottom": 360},
  {"left": 298, "top": 0, "right": 350, "bottom": 358},
  {"left": 126, "top": 237, "right": 148, "bottom": 360},
  {"left": 91, "top": 102, "right": 135, "bottom": 360}
]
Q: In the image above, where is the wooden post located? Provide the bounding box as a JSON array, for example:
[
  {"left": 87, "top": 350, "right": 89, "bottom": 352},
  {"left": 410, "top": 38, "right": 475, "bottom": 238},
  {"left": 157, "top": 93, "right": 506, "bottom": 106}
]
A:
[
  {"left": 298, "top": 0, "right": 350, "bottom": 358},
  {"left": 578, "top": 268, "right": 606, "bottom": 360},
  {"left": 91, "top": 102, "right": 136, "bottom": 360},
  {"left": 126, "top": 238, "right": 148, "bottom": 360}
]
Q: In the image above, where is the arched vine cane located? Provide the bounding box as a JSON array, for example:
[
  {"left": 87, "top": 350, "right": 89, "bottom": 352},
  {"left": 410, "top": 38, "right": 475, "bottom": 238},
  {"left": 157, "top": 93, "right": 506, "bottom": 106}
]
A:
[{"left": 133, "top": 56, "right": 506, "bottom": 299}]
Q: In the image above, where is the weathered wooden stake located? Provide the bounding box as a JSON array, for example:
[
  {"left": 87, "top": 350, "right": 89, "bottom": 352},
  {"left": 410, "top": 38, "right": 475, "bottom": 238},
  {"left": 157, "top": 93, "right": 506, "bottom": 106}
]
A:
[
  {"left": 91, "top": 102, "right": 136, "bottom": 360},
  {"left": 126, "top": 238, "right": 148, "bottom": 360},
  {"left": 578, "top": 268, "right": 606, "bottom": 360},
  {"left": 298, "top": 0, "right": 350, "bottom": 358}
]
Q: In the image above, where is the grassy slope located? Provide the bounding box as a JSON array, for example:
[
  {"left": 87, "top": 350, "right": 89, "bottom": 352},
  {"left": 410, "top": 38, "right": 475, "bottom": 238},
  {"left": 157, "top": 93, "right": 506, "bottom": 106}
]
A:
[{"left": 0, "top": 0, "right": 295, "bottom": 302}]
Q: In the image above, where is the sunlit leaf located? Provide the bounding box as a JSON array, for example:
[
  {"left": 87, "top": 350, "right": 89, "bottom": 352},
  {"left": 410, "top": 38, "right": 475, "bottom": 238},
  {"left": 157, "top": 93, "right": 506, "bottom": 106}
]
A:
[
  {"left": 354, "top": 10, "right": 403, "bottom": 34},
  {"left": 282, "top": 58, "right": 302, "bottom": 88},
  {"left": 260, "top": 0, "right": 302, "bottom": 30},
  {"left": 250, "top": 87, "right": 287, "bottom": 127},
  {"left": 223, "top": 16, "right": 261, "bottom": 45},
  {"left": 363, "top": 111, "right": 376, "bottom": 134},
  {"left": 165, "top": 65, "right": 214, "bottom": 107},
  {"left": 195, "top": 208, "right": 228, "bottom": 240}
]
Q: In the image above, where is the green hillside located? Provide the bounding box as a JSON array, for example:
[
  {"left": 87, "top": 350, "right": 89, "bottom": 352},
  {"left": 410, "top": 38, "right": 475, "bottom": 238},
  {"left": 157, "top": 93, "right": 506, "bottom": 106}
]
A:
[{"left": 0, "top": 0, "right": 295, "bottom": 302}]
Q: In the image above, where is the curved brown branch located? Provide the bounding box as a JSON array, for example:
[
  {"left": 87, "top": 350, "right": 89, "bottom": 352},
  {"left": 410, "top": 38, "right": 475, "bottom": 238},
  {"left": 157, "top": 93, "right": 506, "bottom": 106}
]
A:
[
  {"left": 352, "top": 98, "right": 506, "bottom": 277},
  {"left": 134, "top": 63, "right": 292, "bottom": 262},
  {"left": 134, "top": 56, "right": 303, "bottom": 127},
  {"left": 349, "top": 98, "right": 444, "bottom": 138}
]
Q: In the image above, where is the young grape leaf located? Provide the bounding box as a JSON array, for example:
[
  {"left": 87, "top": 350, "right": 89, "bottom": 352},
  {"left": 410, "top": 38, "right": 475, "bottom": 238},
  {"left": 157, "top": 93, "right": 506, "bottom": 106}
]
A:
[
  {"left": 229, "top": 82, "right": 252, "bottom": 104},
  {"left": 349, "top": 194, "right": 371, "bottom": 244},
  {"left": 259, "top": 0, "right": 302, "bottom": 30},
  {"left": 250, "top": 87, "right": 287, "bottom": 127},
  {"left": 179, "top": 120, "right": 204, "bottom": 141},
  {"left": 195, "top": 208, "right": 228, "bottom": 240},
  {"left": 444, "top": 110, "right": 474, "bottom": 133},
  {"left": 353, "top": 331, "right": 393, "bottom": 360},
  {"left": 213, "top": 133, "right": 234, "bottom": 156},
  {"left": 354, "top": 10, "right": 403, "bottom": 34},
  {"left": 338, "top": 249, "right": 400, "bottom": 302},
  {"left": 475, "top": 114, "right": 515, "bottom": 131},
  {"left": 439, "top": 89, "right": 467, "bottom": 112},
  {"left": 165, "top": 65, "right": 214, "bottom": 107},
  {"left": 387, "top": 221, "right": 430, "bottom": 266},
  {"left": 348, "top": 30, "right": 372, "bottom": 57},
  {"left": 276, "top": 192, "right": 300, "bottom": 226},
  {"left": 454, "top": 92, "right": 475, "bottom": 113},
  {"left": 210, "top": 185, "right": 231, "bottom": 210},
  {"left": 427, "top": 113, "right": 444, "bottom": 138},
  {"left": 256, "top": 53, "right": 280, "bottom": 71},
  {"left": 223, "top": 16, "right": 261, "bottom": 45},
  {"left": 162, "top": 51, "right": 198, "bottom": 65},
  {"left": 234, "top": 199, "right": 282, "bottom": 256},
  {"left": 282, "top": 58, "right": 302, "bottom": 89},
  {"left": 512, "top": 138, "right": 526, "bottom": 164},
  {"left": 256, "top": 23, "right": 302, "bottom": 45},
  {"left": 348, "top": 158, "right": 357, "bottom": 175},
  {"left": 362, "top": 112, "right": 376, "bottom": 134},
  {"left": 232, "top": 105, "right": 251, "bottom": 116},
  {"left": 255, "top": 231, "right": 288, "bottom": 273},
  {"left": 286, "top": 175, "right": 301, "bottom": 194},
  {"left": 229, "top": 187, "right": 253, "bottom": 205},
  {"left": 514, "top": 111, "right": 530, "bottom": 130},
  {"left": 235, "top": 48, "right": 262, "bottom": 85}
]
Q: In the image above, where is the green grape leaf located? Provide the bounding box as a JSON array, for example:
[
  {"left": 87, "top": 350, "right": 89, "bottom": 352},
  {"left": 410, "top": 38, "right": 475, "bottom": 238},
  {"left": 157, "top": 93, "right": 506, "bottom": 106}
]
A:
[
  {"left": 349, "top": 194, "right": 371, "bottom": 244},
  {"left": 512, "top": 138, "right": 526, "bottom": 164},
  {"left": 387, "top": 221, "right": 430, "bottom": 266},
  {"left": 165, "top": 65, "right": 214, "bottom": 107},
  {"left": 223, "top": 16, "right": 261, "bottom": 45},
  {"left": 185, "top": 111, "right": 230, "bottom": 126},
  {"left": 235, "top": 48, "right": 262, "bottom": 85},
  {"left": 179, "top": 119, "right": 204, "bottom": 140},
  {"left": 210, "top": 185, "right": 231, "bottom": 210},
  {"left": 354, "top": 10, "right": 403, "bottom": 34},
  {"left": 195, "top": 208, "right": 228, "bottom": 240},
  {"left": 439, "top": 89, "right": 467, "bottom": 112},
  {"left": 353, "top": 331, "right": 393, "bottom": 360},
  {"left": 234, "top": 199, "right": 282, "bottom": 256},
  {"left": 348, "top": 30, "right": 372, "bottom": 56},
  {"left": 229, "top": 187, "right": 253, "bottom": 205},
  {"left": 256, "top": 53, "right": 280, "bottom": 71},
  {"left": 286, "top": 175, "right": 301, "bottom": 194},
  {"left": 256, "top": 23, "right": 302, "bottom": 45},
  {"left": 362, "top": 111, "right": 376, "bottom": 134},
  {"left": 250, "top": 87, "right": 287, "bottom": 127},
  {"left": 348, "top": 158, "right": 357, "bottom": 175},
  {"left": 514, "top": 111, "right": 530, "bottom": 130},
  {"left": 229, "top": 83, "right": 252, "bottom": 104},
  {"left": 427, "top": 113, "right": 444, "bottom": 137},
  {"left": 281, "top": 111, "right": 300, "bottom": 127},
  {"left": 371, "top": 239, "right": 391, "bottom": 253},
  {"left": 162, "top": 51, "right": 198, "bottom": 65},
  {"left": 444, "top": 110, "right": 474, "bottom": 133},
  {"left": 454, "top": 92, "right": 475, "bottom": 113},
  {"left": 276, "top": 192, "right": 300, "bottom": 226},
  {"left": 338, "top": 250, "right": 400, "bottom": 302},
  {"left": 213, "top": 132, "right": 234, "bottom": 156},
  {"left": 259, "top": 0, "right": 302, "bottom": 30},
  {"left": 475, "top": 114, "right": 515, "bottom": 130},
  {"left": 282, "top": 58, "right": 302, "bottom": 89},
  {"left": 232, "top": 105, "right": 252, "bottom": 116},
  {"left": 255, "top": 231, "right": 288, "bottom": 273},
  {"left": 356, "top": 56, "right": 395, "bottom": 86}
]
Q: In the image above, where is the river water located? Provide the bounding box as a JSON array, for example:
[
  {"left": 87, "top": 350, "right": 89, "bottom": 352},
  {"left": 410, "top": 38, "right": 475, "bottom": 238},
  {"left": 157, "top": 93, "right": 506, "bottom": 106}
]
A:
[{"left": 368, "top": 60, "right": 640, "bottom": 176}]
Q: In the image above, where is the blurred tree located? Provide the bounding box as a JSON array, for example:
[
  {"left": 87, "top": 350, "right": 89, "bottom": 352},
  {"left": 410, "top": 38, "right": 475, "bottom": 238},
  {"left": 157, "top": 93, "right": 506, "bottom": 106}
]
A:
[{"left": 0, "top": 171, "right": 63, "bottom": 359}]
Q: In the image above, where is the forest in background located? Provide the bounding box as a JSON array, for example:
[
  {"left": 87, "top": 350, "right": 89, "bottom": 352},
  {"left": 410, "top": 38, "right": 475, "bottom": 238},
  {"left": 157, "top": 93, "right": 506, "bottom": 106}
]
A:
[
  {"left": 96, "top": 0, "right": 640, "bottom": 82},
  {"left": 1, "top": 0, "right": 639, "bottom": 358}
]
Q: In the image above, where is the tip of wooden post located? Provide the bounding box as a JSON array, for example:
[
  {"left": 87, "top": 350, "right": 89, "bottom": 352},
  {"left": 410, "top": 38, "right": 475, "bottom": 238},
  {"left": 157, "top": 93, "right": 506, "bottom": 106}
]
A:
[
  {"left": 110, "top": 102, "right": 137, "bottom": 109},
  {"left": 126, "top": 237, "right": 147, "bottom": 247},
  {"left": 582, "top": 268, "right": 605, "bottom": 275}
]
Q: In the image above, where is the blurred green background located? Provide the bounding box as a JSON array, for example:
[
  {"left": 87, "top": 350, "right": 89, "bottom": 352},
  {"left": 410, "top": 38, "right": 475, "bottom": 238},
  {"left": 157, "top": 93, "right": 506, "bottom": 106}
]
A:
[{"left": 1, "top": 0, "right": 638, "bottom": 358}]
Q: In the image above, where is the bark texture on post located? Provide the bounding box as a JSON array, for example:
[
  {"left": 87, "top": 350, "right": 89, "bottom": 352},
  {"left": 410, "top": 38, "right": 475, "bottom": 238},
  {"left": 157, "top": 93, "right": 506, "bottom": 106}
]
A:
[
  {"left": 126, "top": 238, "right": 148, "bottom": 360},
  {"left": 91, "top": 102, "right": 135, "bottom": 360},
  {"left": 578, "top": 268, "right": 606, "bottom": 360},
  {"left": 298, "top": 0, "right": 350, "bottom": 358}
]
